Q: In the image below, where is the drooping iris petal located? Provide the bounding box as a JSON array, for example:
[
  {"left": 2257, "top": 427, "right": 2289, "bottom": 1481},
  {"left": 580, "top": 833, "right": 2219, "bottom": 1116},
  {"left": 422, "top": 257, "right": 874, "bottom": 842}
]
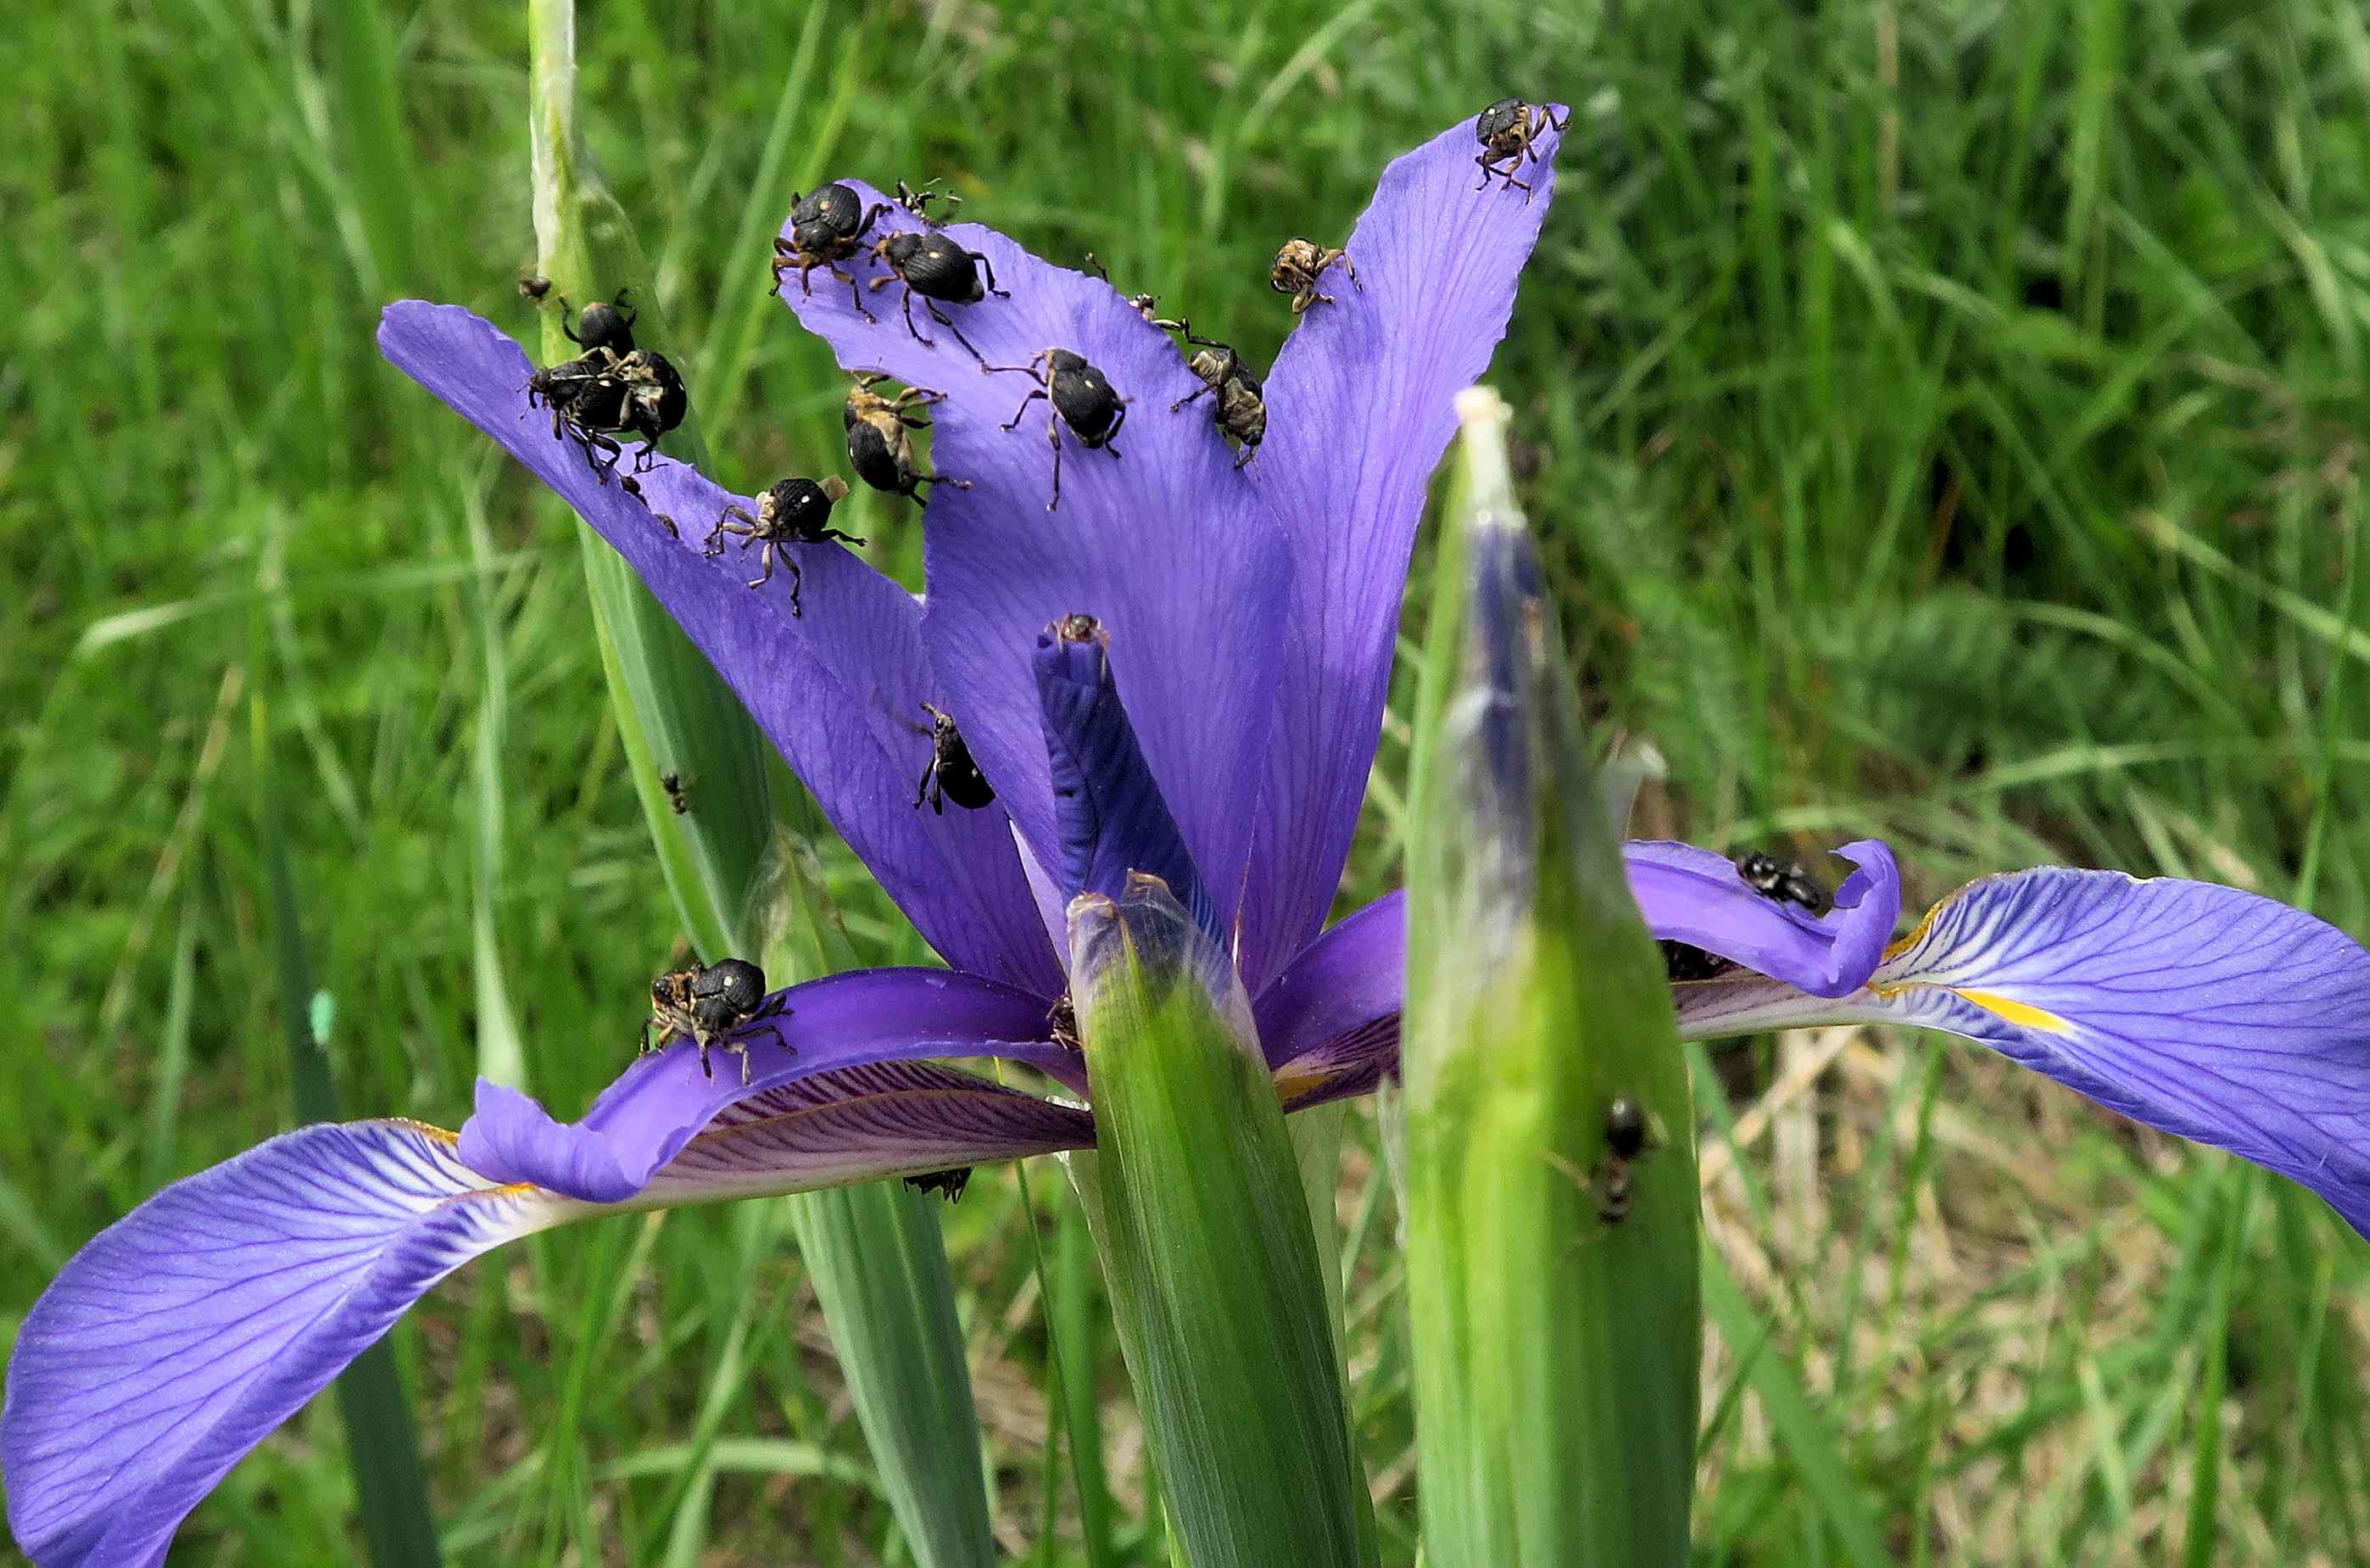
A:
[
  {"left": 1253, "top": 889, "right": 1405, "bottom": 1075},
  {"left": 458, "top": 966, "right": 1083, "bottom": 1202},
  {"left": 1676, "top": 867, "right": 2370, "bottom": 1240},
  {"left": 376, "top": 303, "right": 1059, "bottom": 996},
  {"left": 1034, "top": 618, "right": 1215, "bottom": 940},
  {"left": 774, "top": 189, "right": 1295, "bottom": 942},
  {"left": 1235, "top": 108, "right": 1566, "bottom": 991},
  {"left": 639, "top": 1058, "right": 1096, "bottom": 1203},
  {"left": 0, "top": 1122, "right": 579, "bottom": 1568},
  {"left": 1626, "top": 839, "right": 1900, "bottom": 998},
  {"left": 3, "top": 1059, "right": 1096, "bottom": 1567}
]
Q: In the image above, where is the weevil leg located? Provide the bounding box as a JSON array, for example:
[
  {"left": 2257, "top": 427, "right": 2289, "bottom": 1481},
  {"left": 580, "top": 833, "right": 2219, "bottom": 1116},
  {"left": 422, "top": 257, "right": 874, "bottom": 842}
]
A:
[
  {"left": 899, "top": 286, "right": 936, "bottom": 348},
  {"left": 838, "top": 262, "right": 876, "bottom": 323},
  {"left": 1046, "top": 417, "right": 1064, "bottom": 512},
  {"left": 971, "top": 249, "right": 1008, "bottom": 298},
  {"left": 1001, "top": 386, "right": 1049, "bottom": 430}
]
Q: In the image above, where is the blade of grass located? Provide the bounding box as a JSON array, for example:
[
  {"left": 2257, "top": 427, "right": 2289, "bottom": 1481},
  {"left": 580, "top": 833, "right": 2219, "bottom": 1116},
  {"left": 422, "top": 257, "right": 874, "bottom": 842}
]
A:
[
  {"left": 1701, "top": 1245, "right": 1890, "bottom": 1568},
  {"left": 253, "top": 682, "right": 443, "bottom": 1568}
]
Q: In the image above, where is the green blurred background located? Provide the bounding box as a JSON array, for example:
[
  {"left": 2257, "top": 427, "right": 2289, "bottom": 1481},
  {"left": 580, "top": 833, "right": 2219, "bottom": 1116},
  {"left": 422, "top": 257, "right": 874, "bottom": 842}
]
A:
[{"left": 7, "top": 0, "right": 2369, "bottom": 1561}]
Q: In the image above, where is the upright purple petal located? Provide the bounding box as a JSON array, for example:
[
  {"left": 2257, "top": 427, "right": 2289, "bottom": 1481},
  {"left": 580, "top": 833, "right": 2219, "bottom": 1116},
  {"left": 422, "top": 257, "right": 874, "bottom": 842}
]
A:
[
  {"left": 774, "top": 190, "right": 1294, "bottom": 941},
  {"left": 457, "top": 966, "right": 1084, "bottom": 1201},
  {"left": 1253, "top": 890, "right": 1405, "bottom": 1074},
  {"left": 1034, "top": 617, "right": 1214, "bottom": 940},
  {"left": 2, "top": 1123, "right": 577, "bottom": 1568},
  {"left": 376, "top": 302, "right": 1059, "bottom": 995},
  {"left": 1626, "top": 839, "right": 1901, "bottom": 998},
  {"left": 1674, "top": 867, "right": 2370, "bottom": 1241},
  {"left": 1235, "top": 108, "right": 1566, "bottom": 990}
]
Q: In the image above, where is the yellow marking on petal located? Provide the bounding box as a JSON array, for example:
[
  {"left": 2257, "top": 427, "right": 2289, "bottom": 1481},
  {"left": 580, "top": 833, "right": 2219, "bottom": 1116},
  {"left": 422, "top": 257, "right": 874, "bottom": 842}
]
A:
[
  {"left": 1269, "top": 1068, "right": 1328, "bottom": 1105},
  {"left": 1880, "top": 903, "right": 1940, "bottom": 965},
  {"left": 1947, "top": 988, "right": 2070, "bottom": 1034}
]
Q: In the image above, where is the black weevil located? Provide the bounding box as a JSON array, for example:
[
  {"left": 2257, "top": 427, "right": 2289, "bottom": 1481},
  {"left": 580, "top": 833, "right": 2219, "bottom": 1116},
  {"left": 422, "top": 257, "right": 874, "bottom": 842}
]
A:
[
  {"left": 705, "top": 476, "right": 864, "bottom": 614},
  {"left": 642, "top": 957, "right": 789, "bottom": 1084},
  {"left": 984, "top": 348, "right": 1127, "bottom": 511}
]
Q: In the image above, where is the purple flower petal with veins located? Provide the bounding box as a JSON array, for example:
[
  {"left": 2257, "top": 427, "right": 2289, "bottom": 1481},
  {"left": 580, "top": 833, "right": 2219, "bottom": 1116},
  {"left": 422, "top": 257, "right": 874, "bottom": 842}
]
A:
[
  {"left": 1666, "top": 867, "right": 2370, "bottom": 1238},
  {"left": 33, "top": 95, "right": 2368, "bottom": 1568},
  {"left": 6, "top": 109, "right": 1573, "bottom": 1564},
  {"left": 1238, "top": 109, "right": 1565, "bottom": 990}
]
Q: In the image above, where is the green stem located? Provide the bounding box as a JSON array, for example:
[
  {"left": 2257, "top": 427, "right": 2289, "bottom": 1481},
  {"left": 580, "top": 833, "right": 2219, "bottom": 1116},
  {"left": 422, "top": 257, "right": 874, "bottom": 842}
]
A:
[{"left": 524, "top": 5, "right": 993, "bottom": 1561}]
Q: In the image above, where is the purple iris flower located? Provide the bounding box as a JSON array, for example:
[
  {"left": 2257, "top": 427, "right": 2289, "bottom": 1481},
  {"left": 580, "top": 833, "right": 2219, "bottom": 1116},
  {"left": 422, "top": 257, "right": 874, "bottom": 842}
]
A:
[{"left": 8, "top": 107, "right": 2370, "bottom": 1568}]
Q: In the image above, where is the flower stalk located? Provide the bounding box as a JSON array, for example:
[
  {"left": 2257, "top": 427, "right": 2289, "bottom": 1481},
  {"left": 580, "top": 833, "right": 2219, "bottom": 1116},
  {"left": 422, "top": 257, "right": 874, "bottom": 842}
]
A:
[
  {"left": 1402, "top": 388, "right": 1698, "bottom": 1565},
  {"left": 526, "top": 8, "right": 993, "bottom": 1564}
]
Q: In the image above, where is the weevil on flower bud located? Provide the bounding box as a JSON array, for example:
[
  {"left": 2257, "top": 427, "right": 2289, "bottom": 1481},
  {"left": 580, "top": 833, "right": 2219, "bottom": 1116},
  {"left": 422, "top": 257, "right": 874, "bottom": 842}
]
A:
[
  {"left": 1595, "top": 1093, "right": 1658, "bottom": 1225},
  {"left": 559, "top": 287, "right": 638, "bottom": 355}
]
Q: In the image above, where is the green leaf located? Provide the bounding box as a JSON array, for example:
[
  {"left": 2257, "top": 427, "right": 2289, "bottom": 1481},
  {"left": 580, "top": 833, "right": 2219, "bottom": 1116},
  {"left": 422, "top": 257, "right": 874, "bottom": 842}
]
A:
[
  {"left": 1400, "top": 388, "right": 1698, "bottom": 1566},
  {"left": 1070, "top": 878, "right": 1369, "bottom": 1568},
  {"left": 790, "top": 1182, "right": 996, "bottom": 1568}
]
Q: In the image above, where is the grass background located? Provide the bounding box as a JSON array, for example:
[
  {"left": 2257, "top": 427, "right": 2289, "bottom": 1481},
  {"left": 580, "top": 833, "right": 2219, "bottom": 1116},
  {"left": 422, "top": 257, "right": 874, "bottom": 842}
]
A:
[{"left": 7, "top": 0, "right": 2370, "bottom": 1561}]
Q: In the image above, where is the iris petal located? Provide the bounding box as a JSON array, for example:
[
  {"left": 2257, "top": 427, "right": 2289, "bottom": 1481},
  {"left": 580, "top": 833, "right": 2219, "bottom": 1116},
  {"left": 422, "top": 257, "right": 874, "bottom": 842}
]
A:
[
  {"left": 1034, "top": 618, "right": 1214, "bottom": 939},
  {"left": 773, "top": 188, "right": 1294, "bottom": 944},
  {"left": 456, "top": 966, "right": 1084, "bottom": 1201},
  {"left": 3, "top": 1036, "right": 1097, "bottom": 1565},
  {"left": 1253, "top": 890, "right": 1406, "bottom": 1074},
  {"left": 376, "top": 302, "right": 1060, "bottom": 995},
  {"left": 1626, "top": 839, "right": 1901, "bottom": 998},
  {"left": 1677, "top": 866, "right": 2370, "bottom": 1240},
  {"left": 1235, "top": 108, "right": 1567, "bottom": 991},
  {"left": 640, "top": 1059, "right": 1095, "bottom": 1203},
  {"left": 1, "top": 1122, "right": 577, "bottom": 1568}
]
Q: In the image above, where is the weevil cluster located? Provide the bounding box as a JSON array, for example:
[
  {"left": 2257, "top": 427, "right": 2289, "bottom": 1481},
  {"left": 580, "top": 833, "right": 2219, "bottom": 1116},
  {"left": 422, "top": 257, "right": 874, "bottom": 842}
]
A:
[{"left": 547, "top": 108, "right": 1561, "bottom": 1077}]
